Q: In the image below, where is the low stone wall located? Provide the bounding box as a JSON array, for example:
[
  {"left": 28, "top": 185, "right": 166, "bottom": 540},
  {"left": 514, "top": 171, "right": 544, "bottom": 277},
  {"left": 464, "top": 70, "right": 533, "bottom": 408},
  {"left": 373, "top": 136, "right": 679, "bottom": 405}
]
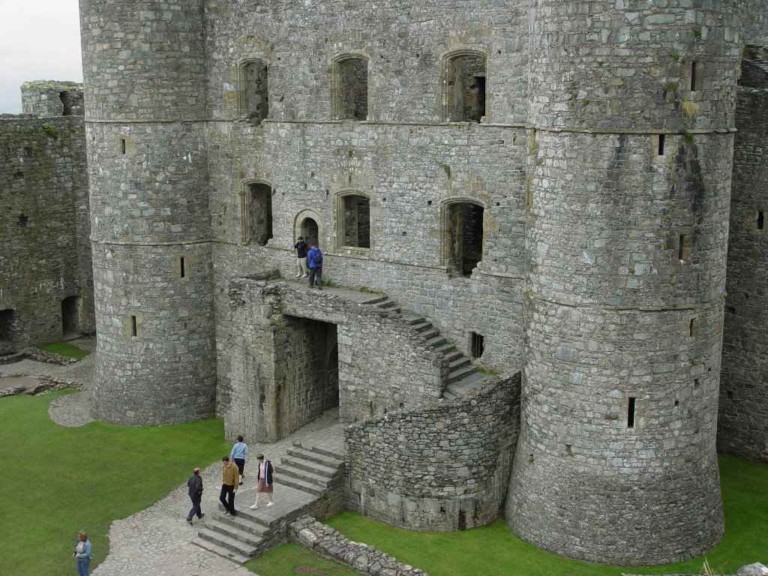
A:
[
  {"left": 345, "top": 374, "right": 521, "bottom": 531},
  {"left": 290, "top": 515, "right": 428, "bottom": 576}
]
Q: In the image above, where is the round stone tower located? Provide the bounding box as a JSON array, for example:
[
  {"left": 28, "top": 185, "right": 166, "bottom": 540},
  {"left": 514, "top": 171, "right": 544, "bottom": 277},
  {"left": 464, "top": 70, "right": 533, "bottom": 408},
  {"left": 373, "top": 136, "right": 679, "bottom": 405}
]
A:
[
  {"left": 80, "top": 0, "right": 216, "bottom": 424},
  {"left": 508, "top": 1, "right": 741, "bottom": 565}
]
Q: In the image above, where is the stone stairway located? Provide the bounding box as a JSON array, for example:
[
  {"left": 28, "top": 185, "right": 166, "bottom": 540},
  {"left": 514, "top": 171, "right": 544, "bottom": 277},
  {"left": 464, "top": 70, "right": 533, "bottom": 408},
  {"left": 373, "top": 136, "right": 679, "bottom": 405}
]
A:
[
  {"left": 192, "top": 442, "right": 345, "bottom": 563},
  {"left": 362, "top": 295, "right": 488, "bottom": 399}
]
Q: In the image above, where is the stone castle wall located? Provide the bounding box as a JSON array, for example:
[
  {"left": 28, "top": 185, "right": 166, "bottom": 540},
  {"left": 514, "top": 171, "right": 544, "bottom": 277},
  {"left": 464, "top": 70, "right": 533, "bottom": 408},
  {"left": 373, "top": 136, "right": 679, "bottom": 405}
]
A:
[
  {"left": 21, "top": 81, "right": 84, "bottom": 118},
  {"left": 0, "top": 109, "right": 93, "bottom": 351},
  {"left": 346, "top": 375, "right": 520, "bottom": 532},
  {"left": 719, "top": 55, "right": 768, "bottom": 462}
]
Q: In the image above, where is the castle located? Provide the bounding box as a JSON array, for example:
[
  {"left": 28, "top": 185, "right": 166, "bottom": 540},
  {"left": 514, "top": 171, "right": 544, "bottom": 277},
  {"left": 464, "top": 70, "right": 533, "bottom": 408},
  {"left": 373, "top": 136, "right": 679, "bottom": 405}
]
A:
[{"left": 1, "top": 0, "right": 768, "bottom": 567}]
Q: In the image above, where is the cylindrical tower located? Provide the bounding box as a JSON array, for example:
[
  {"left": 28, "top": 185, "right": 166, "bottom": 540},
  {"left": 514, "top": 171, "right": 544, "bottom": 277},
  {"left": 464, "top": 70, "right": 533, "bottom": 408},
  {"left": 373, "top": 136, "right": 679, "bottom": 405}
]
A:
[
  {"left": 508, "top": 1, "right": 741, "bottom": 565},
  {"left": 80, "top": 0, "right": 216, "bottom": 424}
]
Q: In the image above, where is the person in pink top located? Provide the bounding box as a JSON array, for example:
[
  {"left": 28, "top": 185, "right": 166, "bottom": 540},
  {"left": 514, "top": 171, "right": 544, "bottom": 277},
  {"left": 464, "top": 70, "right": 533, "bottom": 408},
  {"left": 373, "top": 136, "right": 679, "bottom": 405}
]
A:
[{"left": 250, "top": 454, "right": 275, "bottom": 509}]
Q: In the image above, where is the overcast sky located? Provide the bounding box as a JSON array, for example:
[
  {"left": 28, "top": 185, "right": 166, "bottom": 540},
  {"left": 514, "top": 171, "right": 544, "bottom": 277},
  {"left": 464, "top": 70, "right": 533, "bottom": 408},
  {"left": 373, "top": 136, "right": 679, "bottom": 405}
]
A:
[{"left": 0, "top": 0, "right": 83, "bottom": 113}]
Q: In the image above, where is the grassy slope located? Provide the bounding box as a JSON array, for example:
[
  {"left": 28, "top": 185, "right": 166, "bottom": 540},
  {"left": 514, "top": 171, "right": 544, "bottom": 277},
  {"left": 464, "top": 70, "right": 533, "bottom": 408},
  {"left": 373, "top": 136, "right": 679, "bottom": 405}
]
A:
[
  {"left": 322, "top": 455, "right": 768, "bottom": 576},
  {"left": 0, "top": 391, "right": 229, "bottom": 576}
]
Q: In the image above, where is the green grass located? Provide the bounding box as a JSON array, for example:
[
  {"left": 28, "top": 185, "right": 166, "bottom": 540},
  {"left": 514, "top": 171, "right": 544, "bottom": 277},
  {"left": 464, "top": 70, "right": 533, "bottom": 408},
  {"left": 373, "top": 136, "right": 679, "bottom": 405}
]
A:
[
  {"left": 319, "top": 455, "right": 768, "bottom": 576},
  {"left": 245, "top": 543, "right": 360, "bottom": 576},
  {"left": 40, "top": 341, "right": 89, "bottom": 359},
  {"left": 0, "top": 391, "right": 230, "bottom": 576}
]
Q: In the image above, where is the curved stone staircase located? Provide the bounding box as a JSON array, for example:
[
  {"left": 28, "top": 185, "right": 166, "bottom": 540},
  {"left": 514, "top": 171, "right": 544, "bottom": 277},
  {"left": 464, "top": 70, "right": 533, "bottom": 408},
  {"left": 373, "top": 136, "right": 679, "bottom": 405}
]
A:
[
  {"left": 192, "top": 442, "right": 345, "bottom": 563},
  {"left": 361, "top": 295, "right": 489, "bottom": 399}
]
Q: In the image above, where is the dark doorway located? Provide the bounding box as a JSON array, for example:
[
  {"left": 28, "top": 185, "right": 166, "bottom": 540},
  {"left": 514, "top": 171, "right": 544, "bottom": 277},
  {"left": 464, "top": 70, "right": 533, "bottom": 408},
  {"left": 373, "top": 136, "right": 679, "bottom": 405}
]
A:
[
  {"left": 241, "top": 60, "right": 269, "bottom": 125},
  {"left": 249, "top": 183, "right": 273, "bottom": 246},
  {"left": 447, "top": 202, "right": 484, "bottom": 276},
  {"left": 336, "top": 57, "right": 368, "bottom": 120},
  {"left": 60, "top": 91, "right": 73, "bottom": 116},
  {"left": 342, "top": 195, "right": 371, "bottom": 248},
  {"left": 0, "top": 309, "right": 18, "bottom": 354},
  {"left": 445, "top": 53, "right": 487, "bottom": 122},
  {"left": 274, "top": 317, "right": 339, "bottom": 436},
  {"left": 300, "top": 217, "right": 319, "bottom": 246},
  {"left": 62, "top": 296, "right": 80, "bottom": 338}
]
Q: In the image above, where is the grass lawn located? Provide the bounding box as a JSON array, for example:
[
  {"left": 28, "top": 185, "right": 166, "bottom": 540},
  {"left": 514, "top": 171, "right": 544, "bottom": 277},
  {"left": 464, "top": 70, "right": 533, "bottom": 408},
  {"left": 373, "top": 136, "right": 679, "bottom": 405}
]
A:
[
  {"left": 0, "top": 391, "right": 230, "bottom": 576},
  {"left": 320, "top": 455, "right": 767, "bottom": 576},
  {"left": 40, "top": 341, "right": 89, "bottom": 359},
  {"left": 246, "top": 543, "right": 360, "bottom": 576}
]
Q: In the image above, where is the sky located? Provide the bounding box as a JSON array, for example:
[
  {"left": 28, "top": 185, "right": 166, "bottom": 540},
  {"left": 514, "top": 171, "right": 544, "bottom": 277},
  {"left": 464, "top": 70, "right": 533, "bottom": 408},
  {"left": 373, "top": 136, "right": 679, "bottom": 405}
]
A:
[{"left": 0, "top": 0, "right": 83, "bottom": 113}]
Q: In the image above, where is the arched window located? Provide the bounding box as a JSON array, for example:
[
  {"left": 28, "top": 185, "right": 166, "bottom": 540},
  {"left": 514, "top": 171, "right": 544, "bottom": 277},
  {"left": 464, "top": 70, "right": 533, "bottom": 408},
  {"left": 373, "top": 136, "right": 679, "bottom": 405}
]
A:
[
  {"left": 333, "top": 55, "right": 369, "bottom": 121},
  {"left": 300, "top": 217, "right": 319, "bottom": 246},
  {"left": 241, "top": 181, "right": 273, "bottom": 246},
  {"left": 338, "top": 194, "right": 371, "bottom": 249},
  {"left": 239, "top": 59, "right": 269, "bottom": 125},
  {"left": 444, "top": 51, "right": 487, "bottom": 123},
  {"left": 444, "top": 201, "right": 484, "bottom": 276}
]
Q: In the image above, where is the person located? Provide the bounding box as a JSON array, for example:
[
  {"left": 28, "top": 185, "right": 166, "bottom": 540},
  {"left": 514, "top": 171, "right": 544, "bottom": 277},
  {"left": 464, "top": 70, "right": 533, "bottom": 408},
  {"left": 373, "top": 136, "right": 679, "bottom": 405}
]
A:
[
  {"left": 73, "top": 531, "right": 92, "bottom": 576},
  {"left": 230, "top": 435, "right": 248, "bottom": 485},
  {"left": 307, "top": 243, "right": 323, "bottom": 290},
  {"left": 294, "top": 236, "right": 308, "bottom": 278},
  {"left": 219, "top": 456, "right": 239, "bottom": 516},
  {"left": 186, "top": 467, "right": 205, "bottom": 524},
  {"left": 250, "top": 454, "right": 275, "bottom": 509}
]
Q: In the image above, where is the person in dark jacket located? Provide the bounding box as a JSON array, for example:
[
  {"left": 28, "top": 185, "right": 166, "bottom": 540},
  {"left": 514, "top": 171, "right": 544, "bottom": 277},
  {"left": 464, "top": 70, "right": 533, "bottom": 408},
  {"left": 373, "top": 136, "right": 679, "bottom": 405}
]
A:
[
  {"left": 186, "top": 467, "right": 205, "bottom": 524},
  {"left": 294, "top": 236, "right": 308, "bottom": 278},
  {"left": 249, "top": 454, "right": 275, "bottom": 509},
  {"left": 306, "top": 243, "right": 323, "bottom": 290}
]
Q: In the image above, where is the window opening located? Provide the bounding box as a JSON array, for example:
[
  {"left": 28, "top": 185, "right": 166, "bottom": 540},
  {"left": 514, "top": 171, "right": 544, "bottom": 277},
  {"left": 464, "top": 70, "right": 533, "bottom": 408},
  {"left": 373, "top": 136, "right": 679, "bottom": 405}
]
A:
[
  {"left": 300, "top": 217, "right": 319, "bottom": 246},
  {"left": 59, "top": 91, "right": 73, "bottom": 116},
  {"left": 758, "top": 211, "right": 764, "bottom": 230},
  {"left": 689, "top": 317, "right": 698, "bottom": 338},
  {"left": 335, "top": 56, "right": 368, "bottom": 120},
  {"left": 0, "top": 309, "right": 18, "bottom": 353},
  {"left": 247, "top": 183, "right": 273, "bottom": 246},
  {"left": 130, "top": 315, "right": 138, "bottom": 338},
  {"left": 341, "top": 195, "right": 370, "bottom": 248},
  {"left": 678, "top": 234, "right": 691, "bottom": 263},
  {"left": 61, "top": 296, "right": 80, "bottom": 338},
  {"left": 627, "top": 396, "right": 636, "bottom": 429},
  {"left": 657, "top": 134, "right": 665, "bottom": 156},
  {"left": 445, "top": 52, "right": 487, "bottom": 122},
  {"left": 690, "top": 61, "right": 698, "bottom": 91},
  {"left": 447, "top": 202, "right": 484, "bottom": 276},
  {"left": 120, "top": 138, "right": 126, "bottom": 155},
  {"left": 240, "top": 60, "right": 269, "bottom": 125},
  {"left": 180, "top": 257, "right": 186, "bottom": 279},
  {"left": 471, "top": 332, "right": 485, "bottom": 359}
]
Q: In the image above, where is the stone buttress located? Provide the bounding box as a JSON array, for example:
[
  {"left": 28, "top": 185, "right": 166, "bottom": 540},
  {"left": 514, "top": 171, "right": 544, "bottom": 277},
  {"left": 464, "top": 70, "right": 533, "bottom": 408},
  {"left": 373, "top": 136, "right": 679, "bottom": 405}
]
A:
[
  {"left": 80, "top": 0, "right": 216, "bottom": 424},
  {"left": 508, "top": 0, "right": 740, "bottom": 565}
]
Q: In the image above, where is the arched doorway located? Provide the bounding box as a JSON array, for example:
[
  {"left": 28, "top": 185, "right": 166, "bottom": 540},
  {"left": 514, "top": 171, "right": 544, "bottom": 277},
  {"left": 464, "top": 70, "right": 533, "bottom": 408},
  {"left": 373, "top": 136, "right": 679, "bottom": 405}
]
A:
[{"left": 300, "top": 217, "right": 319, "bottom": 246}]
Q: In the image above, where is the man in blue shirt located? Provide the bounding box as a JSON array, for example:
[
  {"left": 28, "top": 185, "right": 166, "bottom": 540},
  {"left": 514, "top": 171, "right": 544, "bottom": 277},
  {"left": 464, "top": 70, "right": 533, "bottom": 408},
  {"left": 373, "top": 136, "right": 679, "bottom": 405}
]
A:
[
  {"left": 230, "top": 435, "right": 248, "bottom": 485},
  {"left": 307, "top": 243, "right": 324, "bottom": 290}
]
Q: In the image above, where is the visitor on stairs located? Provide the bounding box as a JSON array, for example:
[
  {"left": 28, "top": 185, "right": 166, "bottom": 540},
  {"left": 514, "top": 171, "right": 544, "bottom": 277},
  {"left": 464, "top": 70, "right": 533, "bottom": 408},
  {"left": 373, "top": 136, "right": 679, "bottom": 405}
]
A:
[
  {"left": 219, "top": 456, "right": 239, "bottom": 516},
  {"left": 185, "top": 467, "right": 205, "bottom": 524},
  {"left": 307, "top": 243, "right": 324, "bottom": 290},
  {"left": 294, "top": 236, "right": 308, "bottom": 278},
  {"left": 230, "top": 434, "right": 248, "bottom": 485},
  {"left": 250, "top": 454, "right": 275, "bottom": 509}
]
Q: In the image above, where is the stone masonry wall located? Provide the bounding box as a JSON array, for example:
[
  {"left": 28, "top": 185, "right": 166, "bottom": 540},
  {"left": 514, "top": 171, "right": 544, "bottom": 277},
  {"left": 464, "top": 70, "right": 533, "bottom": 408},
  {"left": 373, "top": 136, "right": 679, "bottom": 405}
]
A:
[
  {"left": 346, "top": 375, "right": 520, "bottom": 532},
  {"left": 0, "top": 115, "right": 94, "bottom": 350},
  {"left": 719, "top": 83, "right": 768, "bottom": 462},
  {"left": 21, "top": 81, "right": 84, "bottom": 118},
  {"left": 222, "top": 277, "right": 445, "bottom": 442}
]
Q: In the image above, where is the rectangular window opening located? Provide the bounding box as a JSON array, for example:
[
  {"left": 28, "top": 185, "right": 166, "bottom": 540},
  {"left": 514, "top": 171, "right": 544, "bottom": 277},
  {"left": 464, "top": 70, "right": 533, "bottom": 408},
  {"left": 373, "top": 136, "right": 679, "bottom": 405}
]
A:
[
  {"left": 657, "top": 134, "right": 666, "bottom": 156},
  {"left": 130, "top": 315, "right": 137, "bottom": 338},
  {"left": 689, "top": 317, "right": 698, "bottom": 338},
  {"left": 120, "top": 138, "right": 126, "bottom": 155},
  {"left": 180, "top": 256, "right": 186, "bottom": 278},
  {"left": 471, "top": 332, "right": 485, "bottom": 359},
  {"left": 678, "top": 234, "right": 691, "bottom": 263},
  {"left": 627, "top": 396, "right": 636, "bottom": 429},
  {"left": 690, "top": 61, "right": 698, "bottom": 91},
  {"left": 758, "top": 211, "right": 764, "bottom": 230}
]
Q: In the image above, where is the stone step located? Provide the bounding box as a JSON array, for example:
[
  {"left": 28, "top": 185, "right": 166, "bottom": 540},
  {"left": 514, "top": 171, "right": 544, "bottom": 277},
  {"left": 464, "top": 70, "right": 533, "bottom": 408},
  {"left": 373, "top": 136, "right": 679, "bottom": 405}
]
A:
[
  {"left": 198, "top": 527, "right": 259, "bottom": 557},
  {"left": 426, "top": 335, "right": 447, "bottom": 348},
  {"left": 446, "top": 372, "right": 487, "bottom": 396},
  {"left": 419, "top": 327, "right": 440, "bottom": 340},
  {"left": 448, "top": 357, "right": 471, "bottom": 371},
  {"left": 230, "top": 507, "right": 275, "bottom": 529},
  {"left": 191, "top": 537, "right": 249, "bottom": 564},
  {"left": 376, "top": 300, "right": 397, "bottom": 309},
  {"left": 279, "top": 463, "right": 331, "bottom": 487},
  {"left": 442, "top": 349, "right": 463, "bottom": 362},
  {"left": 411, "top": 321, "right": 433, "bottom": 333},
  {"left": 362, "top": 296, "right": 388, "bottom": 306},
  {"left": 299, "top": 443, "right": 345, "bottom": 461},
  {"left": 447, "top": 365, "right": 477, "bottom": 384},
  {"left": 281, "top": 456, "right": 339, "bottom": 478},
  {"left": 214, "top": 510, "right": 271, "bottom": 537},
  {"left": 404, "top": 315, "right": 426, "bottom": 325},
  {"left": 287, "top": 446, "right": 344, "bottom": 468},
  {"left": 204, "top": 519, "right": 265, "bottom": 547},
  {"left": 274, "top": 474, "right": 325, "bottom": 496}
]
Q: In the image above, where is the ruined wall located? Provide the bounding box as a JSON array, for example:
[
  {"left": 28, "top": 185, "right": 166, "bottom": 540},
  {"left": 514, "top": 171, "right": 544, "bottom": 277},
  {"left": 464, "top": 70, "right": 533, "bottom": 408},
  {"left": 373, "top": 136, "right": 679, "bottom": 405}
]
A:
[
  {"left": 346, "top": 375, "right": 520, "bottom": 532},
  {"left": 0, "top": 113, "right": 93, "bottom": 351},
  {"left": 222, "top": 278, "right": 444, "bottom": 442},
  {"left": 21, "top": 81, "right": 84, "bottom": 118},
  {"left": 719, "top": 56, "right": 768, "bottom": 462}
]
